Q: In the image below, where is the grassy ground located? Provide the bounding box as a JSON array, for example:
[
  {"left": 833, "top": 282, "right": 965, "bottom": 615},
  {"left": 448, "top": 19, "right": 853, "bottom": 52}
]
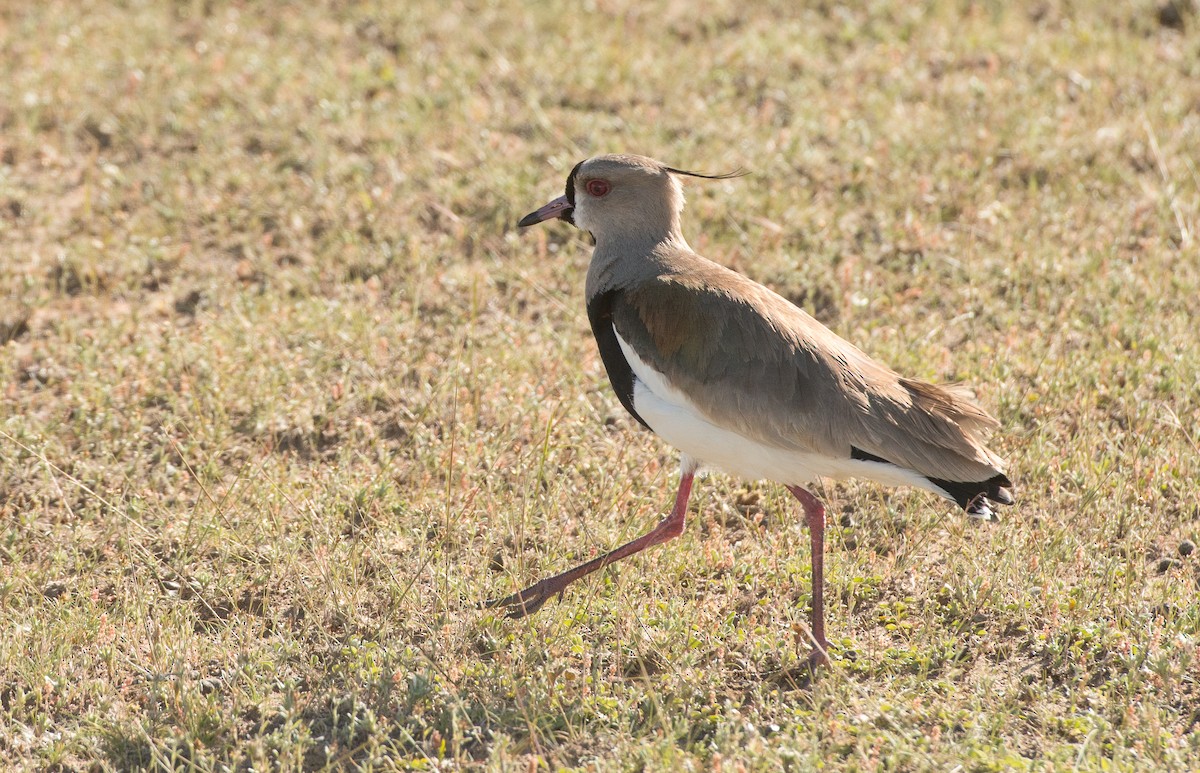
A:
[{"left": 2, "top": 0, "right": 1199, "bottom": 769}]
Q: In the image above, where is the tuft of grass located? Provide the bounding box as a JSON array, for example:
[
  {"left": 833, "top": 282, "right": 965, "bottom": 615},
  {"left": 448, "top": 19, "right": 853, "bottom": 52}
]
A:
[{"left": 2, "top": 0, "right": 1199, "bottom": 769}]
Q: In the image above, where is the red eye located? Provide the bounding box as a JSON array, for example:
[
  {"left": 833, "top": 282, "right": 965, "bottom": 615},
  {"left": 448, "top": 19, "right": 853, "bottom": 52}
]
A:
[{"left": 585, "top": 179, "right": 611, "bottom": 197}]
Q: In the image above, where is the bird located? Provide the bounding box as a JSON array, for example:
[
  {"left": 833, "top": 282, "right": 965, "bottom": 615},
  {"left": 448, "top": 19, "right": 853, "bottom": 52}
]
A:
[{"left": 486, "top": 153, "right": 1012, "bottom": 665}]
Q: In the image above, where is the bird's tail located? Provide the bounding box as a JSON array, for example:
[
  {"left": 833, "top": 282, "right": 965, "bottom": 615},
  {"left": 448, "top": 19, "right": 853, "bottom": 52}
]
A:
[{"left": 925, "top": 472, "right": 1014, "bottom": 520}]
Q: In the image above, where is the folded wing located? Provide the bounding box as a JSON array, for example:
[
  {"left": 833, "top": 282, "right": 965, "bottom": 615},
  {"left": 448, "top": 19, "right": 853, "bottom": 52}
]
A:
[{"left": 602, "top": 252, "right": 1009, "bottom": 490}]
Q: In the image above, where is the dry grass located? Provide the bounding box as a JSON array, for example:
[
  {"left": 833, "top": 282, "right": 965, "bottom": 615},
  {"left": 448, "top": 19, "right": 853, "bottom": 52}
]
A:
[{"left": 2, "top": 0, "right": 1199, "bottom": 769}]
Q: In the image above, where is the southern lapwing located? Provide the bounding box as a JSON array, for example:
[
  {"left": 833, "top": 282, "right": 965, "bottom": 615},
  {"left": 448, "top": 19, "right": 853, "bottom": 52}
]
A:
[{"left": 488, "top": 153, "right": 1012, "bottom": 664}]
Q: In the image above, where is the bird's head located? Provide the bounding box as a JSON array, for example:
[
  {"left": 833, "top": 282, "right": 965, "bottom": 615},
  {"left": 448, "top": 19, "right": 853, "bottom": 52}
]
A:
[{"left": 518, "top": 154, "right": 743, "bottom": 246}]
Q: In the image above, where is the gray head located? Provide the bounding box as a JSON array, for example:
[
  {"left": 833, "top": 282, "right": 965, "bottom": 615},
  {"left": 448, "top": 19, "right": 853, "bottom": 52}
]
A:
[{"left": 519, "top": 154, "right": 742, "bottom": 247}]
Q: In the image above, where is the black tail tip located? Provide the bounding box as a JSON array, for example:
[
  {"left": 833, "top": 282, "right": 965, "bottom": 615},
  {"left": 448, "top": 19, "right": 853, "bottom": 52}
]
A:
[
  {"left": 991, "top": 486, "right": 1015, "bottom": 506},
  {"left": 928, "top": 473, "right": 1014, "bottom": 519}
]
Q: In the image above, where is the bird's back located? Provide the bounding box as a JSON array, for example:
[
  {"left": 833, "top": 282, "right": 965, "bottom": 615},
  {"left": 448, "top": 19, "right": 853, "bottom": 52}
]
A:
[{"left": 599, "top": 246, "right": 1010, "bottom": 503}]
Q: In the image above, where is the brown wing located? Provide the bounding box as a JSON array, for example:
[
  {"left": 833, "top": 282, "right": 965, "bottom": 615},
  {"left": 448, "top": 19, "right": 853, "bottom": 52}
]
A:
[{"left": 609, "top": 254, "right": 1006, "bottom": 483}]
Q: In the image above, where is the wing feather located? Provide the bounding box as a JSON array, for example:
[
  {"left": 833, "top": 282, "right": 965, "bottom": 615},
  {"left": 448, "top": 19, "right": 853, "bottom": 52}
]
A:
[{"left": 605, "top": 252, "right": 1007, "bottom": 483}]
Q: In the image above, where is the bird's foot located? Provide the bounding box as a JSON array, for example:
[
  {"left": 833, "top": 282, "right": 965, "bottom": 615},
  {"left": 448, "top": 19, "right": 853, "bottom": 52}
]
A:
[
  {"left": 806, "top": 644, "right": 831, "bottom": 670},
  {"left": 481, "top": 577, "right": 566, "bottom": 619}
]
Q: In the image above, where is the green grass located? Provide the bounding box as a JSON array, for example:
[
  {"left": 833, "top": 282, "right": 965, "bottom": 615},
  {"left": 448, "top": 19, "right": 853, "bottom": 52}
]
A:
[{"left": 2, "top": 0, "right": 1199, "bottom": 769}]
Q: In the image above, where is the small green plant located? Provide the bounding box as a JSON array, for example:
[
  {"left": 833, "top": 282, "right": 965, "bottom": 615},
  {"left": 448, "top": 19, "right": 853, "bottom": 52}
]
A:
[{"left": 1, "top": 0, "right": 1197, "bottom": 769}]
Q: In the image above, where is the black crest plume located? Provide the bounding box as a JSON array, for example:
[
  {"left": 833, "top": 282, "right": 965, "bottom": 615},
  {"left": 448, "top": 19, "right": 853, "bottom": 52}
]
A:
[{"left": 663, "top": 165, "right": 749, "bottom": 180}]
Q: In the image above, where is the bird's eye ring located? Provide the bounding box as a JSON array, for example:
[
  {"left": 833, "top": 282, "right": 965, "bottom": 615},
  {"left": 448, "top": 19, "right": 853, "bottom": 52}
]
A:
[{"left": 585, "top": 179, "right": 611, "bottom": 197}]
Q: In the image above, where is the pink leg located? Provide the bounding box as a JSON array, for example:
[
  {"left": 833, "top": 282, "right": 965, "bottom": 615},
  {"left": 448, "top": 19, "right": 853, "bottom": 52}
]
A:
[
  {"left": 485, "top": 470, "right": 695, "bottom": 618},
  {"left": 786, "top": 485, "right": 831, "bottom": 666}
]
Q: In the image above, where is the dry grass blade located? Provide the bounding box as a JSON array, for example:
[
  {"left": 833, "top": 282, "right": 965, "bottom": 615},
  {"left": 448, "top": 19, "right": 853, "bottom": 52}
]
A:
[{"left": 1, "top": 0, "right": 1198, "bottom": 770}]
